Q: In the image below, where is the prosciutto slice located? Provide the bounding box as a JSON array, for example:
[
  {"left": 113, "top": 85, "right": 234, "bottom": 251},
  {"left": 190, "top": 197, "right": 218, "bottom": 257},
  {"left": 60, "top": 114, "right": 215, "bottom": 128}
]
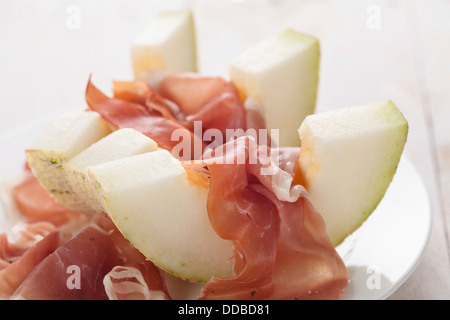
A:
[
  {"left": 158, "top": 73, "right": 247, "bottom": 139},
  {"left": 13, "top": 173, "right": 91, "bottom": 228},
  {"left": 193, "top": 137, "right": 348, "bottom": 300},
  {"left": 12, "top": 226, "right": 123, "bottom": 300},
  {"left": 94, "top": 214, "right": 172, "bottom": 300},
  {"left": 157, "top": 73, "right": 242, "bottom": 116},
  {"left": 0, "top": 234, "right": 26, "bottom": 270},
  {"left": 85, "top": 74, "right": 247, "bottom": 159},
  {"left": 85, "top": 78, "right": 204, "bottom": 159},
  {"left": 103, "top": 263, "right": 170, "bottom": 300},
  {"left": 0, "top": 231, "right": 61, "bottom": 299}
]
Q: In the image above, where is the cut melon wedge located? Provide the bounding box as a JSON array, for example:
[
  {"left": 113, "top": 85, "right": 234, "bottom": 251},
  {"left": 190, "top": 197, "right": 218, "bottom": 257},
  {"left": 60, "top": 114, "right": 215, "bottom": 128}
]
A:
[
  {"left": 87, "top": 150, "right": 235, "bottom": 282},
  {"left": 131, "top": 10, "right": 197, "bottom": 82},
  {"left": 297, "top": 100, "right": 408, "bottom": 246},
  {"left": 64, "top": 128, "right": 159, "bottom": 212},
  {"left": 25, "top": 111, "right": 112, "bottom": 209},
  {"left": 230, "top": 29, "right": 320, "bottom": 147}
]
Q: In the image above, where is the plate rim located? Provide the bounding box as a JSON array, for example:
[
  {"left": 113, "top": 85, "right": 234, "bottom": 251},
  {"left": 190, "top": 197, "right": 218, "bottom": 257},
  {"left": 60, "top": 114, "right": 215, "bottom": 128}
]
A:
[{"left": 380, "top": 156, "right": 432, "bottom": 299}]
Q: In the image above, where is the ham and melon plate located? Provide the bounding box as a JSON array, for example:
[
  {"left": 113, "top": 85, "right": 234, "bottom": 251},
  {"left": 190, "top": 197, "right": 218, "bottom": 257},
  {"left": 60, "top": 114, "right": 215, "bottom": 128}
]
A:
[{"left": 0, "top": 9, "right": 413, "bottom": 300}]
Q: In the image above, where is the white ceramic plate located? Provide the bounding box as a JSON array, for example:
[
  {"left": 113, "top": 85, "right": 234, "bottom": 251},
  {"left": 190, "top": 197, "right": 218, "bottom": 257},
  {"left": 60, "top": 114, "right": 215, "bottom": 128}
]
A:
[
  {"left": 336, "top": 155, "right": 431, "bottom": 300},
  {"left": 0, "top": 115, "right": 431, "bottom": 300}
]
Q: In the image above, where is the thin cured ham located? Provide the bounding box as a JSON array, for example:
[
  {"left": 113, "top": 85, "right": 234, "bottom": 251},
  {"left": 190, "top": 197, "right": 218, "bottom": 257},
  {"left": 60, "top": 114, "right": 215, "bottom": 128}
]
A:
[
  {"left": 12, "top": 226, "right": 123, "bottom": 300},
  {"left": 86, "top": 74, "right": 248, "bottom": 158},
  {"left": 0, "top": 231, "right": 61, "bottom": 299},
  {"left": 194, "top": 137, "right": 348, "bottom": 300},
  {"left": 158, "top": 73, "right": 247, "bottom": 140},
  {"left": 9, "top": 221, "right": 56, "bottom": 251},
  {"left": 157, "top": 73, "right": 242, "bottom": 116},
  {"left": 13, "top": 173, "right": 91, "bottom": 228},
  {"left": 103, "top": 263, "right": 170, "bottom": 300},
  {"left": 0, "top": 234, "right": 26, "bottom": 270},
  {"left": 85, "top": 78, "right": 204, "bottom": 159},
  {"left": 95, "top": 214, "right": 172, "bottom": 300},
  {"left": 3, "top": 215, "right": 171, "bottom": 300}
]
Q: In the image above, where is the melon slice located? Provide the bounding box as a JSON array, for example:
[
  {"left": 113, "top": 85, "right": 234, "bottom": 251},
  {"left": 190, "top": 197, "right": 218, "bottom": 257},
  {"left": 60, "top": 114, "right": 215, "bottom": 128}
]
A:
[
  {"left": 297, "top": 100, "right": 409, "bottom": 246},
  {"left": 131, "top": 10, "right": 197, "bottom": 82},
  {"left": 87, "top": 150, "right": 235, "bottom": 282},
  {"left": 230, "top": 29, "right": 320, "bottom": 147},
  {"left": 64, "top": 128, "right": 159, "bottom": 212},
  {"left": 25, "top": 111, "right": 112, "bottom": 209}
]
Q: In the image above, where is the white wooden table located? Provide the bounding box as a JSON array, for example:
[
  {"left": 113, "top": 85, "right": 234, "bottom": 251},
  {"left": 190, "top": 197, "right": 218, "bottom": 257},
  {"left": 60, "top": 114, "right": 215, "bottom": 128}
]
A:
[{"left": 0, "top": 0, "right": 449, "bottom": 299}]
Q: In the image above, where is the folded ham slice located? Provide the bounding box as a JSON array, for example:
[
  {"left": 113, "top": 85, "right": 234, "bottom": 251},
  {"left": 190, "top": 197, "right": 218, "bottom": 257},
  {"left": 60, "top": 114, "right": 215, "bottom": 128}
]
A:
[
  {"left": 0, "top": 231, "right": 60, "bottom": 299},
  {"left": 86, "top": 74, "right": 248, "bottom": 159},
  {"left": 158, "top": 73, "right": 242, "bottom": 116},
  {"left": 194, "top": 137, "right": 349, "bottom": 300},
  {"left": 11, "top": 226, "right": 122, "bottom": 299},
  {"left": 13, "top": 173, "right": 91, "bottom": 228},
  {"left": 85, "top": 78, "right": 199, "bottom": 156},
  {"left": 95, "top": 214, "right": 172, "bottom": 300}
]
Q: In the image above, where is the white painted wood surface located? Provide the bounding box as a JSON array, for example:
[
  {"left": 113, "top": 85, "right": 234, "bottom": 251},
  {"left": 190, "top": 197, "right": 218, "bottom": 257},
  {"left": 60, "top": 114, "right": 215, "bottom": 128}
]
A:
[{"left": 0, "top": 0, "right": 448, "bottom": 299}]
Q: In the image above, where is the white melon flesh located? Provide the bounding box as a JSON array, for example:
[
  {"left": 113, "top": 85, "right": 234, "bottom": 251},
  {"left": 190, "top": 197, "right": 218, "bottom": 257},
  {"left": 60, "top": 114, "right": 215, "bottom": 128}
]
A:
[
  {"left": 87, "top": 150, "right": 235, "bottom": 282},
  {"left": 131, "top": 10, "right": 197, "bottom": 81},
  {"left": 65, "top": 128, "right": 159, "bottom": 212},
  {"left": 298, "top": 100, "right": 408, "bottom": 246},
  {"left": 230, "top": 29, "right": 320, "bottom": 147},
  {"left": 25, "top": 111, "right": 112, "bottom": 209}
]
